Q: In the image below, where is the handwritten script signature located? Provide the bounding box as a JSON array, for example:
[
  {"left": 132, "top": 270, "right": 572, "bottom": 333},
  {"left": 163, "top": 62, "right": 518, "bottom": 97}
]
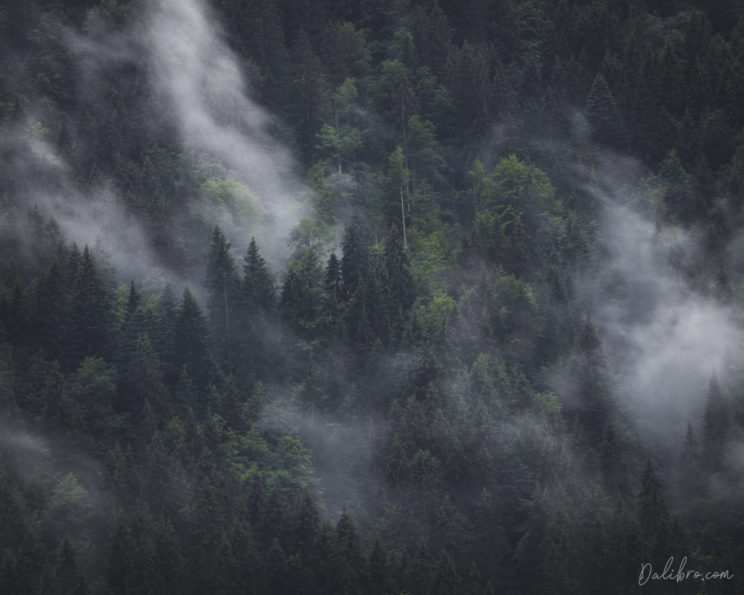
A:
[{"left": 639, "top": 557, "right": 734, "bottom": 586}]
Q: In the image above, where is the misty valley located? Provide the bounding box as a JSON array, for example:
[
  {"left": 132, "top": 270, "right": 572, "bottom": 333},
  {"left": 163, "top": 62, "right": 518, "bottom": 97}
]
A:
[{"left": 1, "top": 0, "right": 744, "bottom": 594}]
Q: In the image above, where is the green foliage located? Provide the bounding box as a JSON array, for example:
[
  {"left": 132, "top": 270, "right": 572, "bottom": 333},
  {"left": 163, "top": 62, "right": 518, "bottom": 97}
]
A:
[
  {"left": 585, "top": 73, "right": 627, "bottom": 149},
  {"left": 3, "top": 1, "right": 744, "bottom": 592},
  {"left": 199, "top": 177, "right": 259, "bottom": 228},
  {"left": 280, "top": 245, "right": 324, "bottom": 339},
  {"left": 306, "top": 163, "right": 343, "bottom": 224},
  {"left": 413, "top": 292, "right": 455, "bottom": 346},
  {"left": 492, "top": 155, "right": 557, "bottom": 211},
  {"left": 407, "top": 221, "right": 458, "bottom": 295}
]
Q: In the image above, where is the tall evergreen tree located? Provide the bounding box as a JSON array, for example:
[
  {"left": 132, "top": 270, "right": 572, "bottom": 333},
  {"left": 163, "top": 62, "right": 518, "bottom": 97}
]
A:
[
  {"left": 34, "top": 258, "right": 69, "bottom": 361},
  {"left": 205, "top": 226, "right": 239, "bottom": 373},
  {"left": 702, "top": 375, "right": 729, "bottom": 472},
  {"left": 68, "top": 245, "right": 113, "bottom": 365},
  {"left": 637, "top": 459, "right": 671, "bottom": 560},
  {"left": 678, "top": 422, "right": 703, "bottom": 497},
  {"left": 340, "top": 216, "right": 370, "bottom": 302},
  {"left": 280, "top": 247, "right": 324, "bottom": 341},
  {"left": 586, "top": 72, "right": 627, "bottom": 149},
  {"left": 173, "top": 288, "right": 215, "bottom": 392},
  {"left": 321, "top": 252, "right": 343, "bottom": 339},
  {"left": 242, "top": 237, "right": 275, "bottom": 313},
  {"left": 335, "top": 510, "right": 369, "bottom": 595},
  {"left": 383, "top": 229, "right": 415, "bottom": 344}
]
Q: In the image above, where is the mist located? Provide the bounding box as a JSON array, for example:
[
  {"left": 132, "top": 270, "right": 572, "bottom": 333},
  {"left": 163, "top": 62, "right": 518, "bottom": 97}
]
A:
[
  {"left": 4, "top": 1, "right": 744, "bottom": 591},
  {"left": 579, "top": 155, "right": 743, "bottom": 455},
  {"left": 143, "top": 0, "right": 308, "bottom": 263},
  {"left": 1, "top": 0, "right": 308, "bottom": 284}
]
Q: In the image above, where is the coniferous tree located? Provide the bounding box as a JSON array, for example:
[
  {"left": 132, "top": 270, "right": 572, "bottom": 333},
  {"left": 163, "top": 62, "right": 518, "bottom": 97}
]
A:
[
  {"left": 339, "top": 218, "right": 380, "bottom": 353},
  {"left": 68, "top": 245, "right": 113, "bottom": 365},
  {"left": 154, "top": 284, "right": 178, "bottom": 389},
  {"left": 678, "top": 422, "right": 702, "bottom": 497},
  {"left": 340, "top": 217, "right": 370, "bottom": 302},
  {"left": 600, "top": 421, "right": 630, "bottom": 503},
  {"left": 54, "top": 539, "right": 86, "bottom": 595},
  {"left": 125, "top": 334, "right": 167, "bottom": 416},
  {"left": 125, "top": 280, "right": 140, "bottom": 318},
  {"left": 236, "top": 237, "right": 276, "bottom": 381},
  {"left": 702, "top": 375, "right": 729, "bottom": 472},
  {"left": 288, "top": 27, "right": 328, "bottom": 157},
  {"left": 383, "top": 228, "right": 415, "bottom": 344},
  {"left": 586, "top": 72, "right": 627, "bottom": 149},
  {"left": 637, "top": 459, "right": 671, "bottom": 560},
  {"left": 242, "top": 237, "right": 275, "bottom": 313},
  {"left": 280, "top": 247, "right": 324, "bottom": 341},
  {"left": 335, "top": 510, "right": 369, "bottom": 595},
  {"left": 173, "top": 288, "right": 215, "bottom": 392},
  {"left": 5, "top": 2, "right": 744, "bottom": 591},
  {"left": 368, "top": 538, "right": 392, "bottom": 595},
  {"left": 34, "top": 258, "right": 69, "bottom": 361},
  {"left": 205, "top": 226, "right": 239, "bottom": 373},
  {"left": 320, "top": 251, "right": 343, "bottom": 339}
]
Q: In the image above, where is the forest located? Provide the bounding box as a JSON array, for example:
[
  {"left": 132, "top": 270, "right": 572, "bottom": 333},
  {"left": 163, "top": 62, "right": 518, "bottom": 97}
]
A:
[{"left": 1, "top": 0, "right": 744, "bottom": 593}]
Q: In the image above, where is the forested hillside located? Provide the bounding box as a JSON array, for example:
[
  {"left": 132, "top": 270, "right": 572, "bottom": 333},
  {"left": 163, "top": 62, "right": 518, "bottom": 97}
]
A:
[{"left": 2, "top": 0, "right": 744, "bottom": 593}]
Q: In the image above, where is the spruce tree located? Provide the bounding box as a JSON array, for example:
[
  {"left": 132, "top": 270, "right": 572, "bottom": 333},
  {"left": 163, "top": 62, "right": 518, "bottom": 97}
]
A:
[
  {"left": 702, "top": 375, "right": 729, "bottom": 471},
  {"left": 242, "top": 237, "right": 275, "bottom": 313},
  {"left": 637, "top": 459, "right": 670, "bottom": 560},
  {"left": 383, "top": 229, "right": 415, "bottom": 344},
  {"left": 68, "top": 246, "right": 113, "bottom": 365},
  {"left": 205, "top": 226, "right": 239, "bottom": 372},
  {"left": 35, "top": 259, "right": 68, "bottom": 361},
  {"left": 173, "top": 288, "right": 215, "bottom": 391},
  {"left": 340, "top": 217, "right": 369, "bottom": 301},
  {"left": 586, "top": 72, "right": 626, "bottom": 149},
  {"left": 335, "top": 510, "right": 369, "bottom": 595}
]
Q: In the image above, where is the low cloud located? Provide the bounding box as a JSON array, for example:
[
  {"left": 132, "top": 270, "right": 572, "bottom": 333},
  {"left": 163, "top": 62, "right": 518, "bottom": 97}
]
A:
[
  {"left": 579, "top": 157, "right": 743, "bottom": 453},
  {"left": 2, "top": 0, "right": 309, "bottom": 284},
  {"left": 144, "top": 0, "right": 307, "bottom": 264}
]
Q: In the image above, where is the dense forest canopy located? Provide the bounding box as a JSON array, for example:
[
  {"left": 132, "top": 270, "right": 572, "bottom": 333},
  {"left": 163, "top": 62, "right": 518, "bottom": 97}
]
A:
[{"left": 2, "top": 0, "right": 744, "bottom": 593}]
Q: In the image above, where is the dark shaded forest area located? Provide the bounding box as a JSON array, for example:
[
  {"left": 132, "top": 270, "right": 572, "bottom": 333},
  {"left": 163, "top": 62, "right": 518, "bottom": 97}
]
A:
[{"left": 2, "top": 0, "right": 744, "bottom": 593}]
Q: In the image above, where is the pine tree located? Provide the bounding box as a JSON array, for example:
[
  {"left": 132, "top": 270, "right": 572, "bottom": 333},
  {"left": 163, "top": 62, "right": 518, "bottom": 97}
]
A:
[
  {"left": 637, "top": 459, "right": 670, "bottom": 560},
  {"left": 205, "top": 226, "right": 239, "bottom": 373},
  {"left": 154, "top": 284, "right": 178, "bottom": 389},
  {"left": 242, "top": 237, "right": 275, "bottom": 313},
  {"left": 76, "top": 246, "right": 112, "bottom": 349},
  {"left": 335, "top": 510, "right": 369, "bottom": 595},
  {"left": 382, "top": 146, "right": 411, "bottom": 236},
  {"left": 600, "top": 421, "right": 630, "bottom": 503},
  {"left": 288, "top": 27, "right": 328, "bottom": 157},
  {"left": 125, "top": 334, "right": 167, "bottom": 416},
  {"left": 374, "top": 60, "right": 417, "bottom": 136},
  {"left": 292, "top": 490, "right": 320, "bottom": 588},
  {"left": 314, "top": 252, "right": 341, "bottom": 342},
  {"left": 34, "top": 258, "right": 69, "bottom": 361},
  {"left": 586, "top": 72, "right": 627, "bottom": 149},
  {"left": 125, "top": 280, "right": 140, "bottom": 318},
  {"left": 173, "top": 288, "right": 215, "bottom": 391},
  {"left": 569, "top": 319, "right": 613, "bottom": 445},
  {"left": 678, "top": 422, "right": 702, "bottom": 497},
  {"left": 404, "top": 538, "right": 437, "bottom": 595},
  {"left": 66, "top": 246, "right": 113, "bottom": 366},
  {"left": 659, "top": 149, "right": 698, "bottom": 224},
  {"left": 54, "top": 539, "right": 86, "bottom": 595},
  {"left": 340, "top": 217, "right": 370, "bottom": 301},
  {"left": 368, "top": 538, "right": 391, "bottom": 595},
  {"left": 383, "top": 229, "right": 415, "bottom": 345},
  {"left": 702, "top": 375, "right": 729, "bottom": 472},
  {"left": 343, "top": 278, "right": 377, "bottom": 355},
  {"left": 280, "top": 247, "right": 323, "bottom": 340}
]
